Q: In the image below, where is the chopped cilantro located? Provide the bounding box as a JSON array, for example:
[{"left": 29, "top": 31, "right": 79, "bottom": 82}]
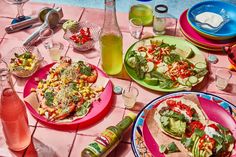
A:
[
  {"left": 213, "top": 135, "right": 224, "bottom": 144},
  {"left": 76, "top": 101, "right": 91, "bottom": 117},
  {"left": 77, "top": 61, "right": 92, "bottom": 76},
  {"left": 159, "top": 144, "right": 167, "bottom": 153},
  {"left": 167, "top": 142, "right": 180, "bottom": 153},
  {"left": 215, "top": 144, "right": 223, "bottom": 153},
  {"left": 23, "top": 52, "right": 31, "bottom": 59},
  {"left": 160, "top": 116, "right": 169, "bottom": 127},
  {"left": 160, "top": 142, "right": 180, "bottom": 154},
  {"left": 217, "top": 124, "right": 229, "bottom": 132},
  {"left": 44, "top": 92, "right": 54, "bottom": 107},
  {"left": 181, "top": 137, "right": 194, "bottom": 149},
  {"left": 225, "top": 134, "right": 235, "bottom": 143},
  {"left": 160, "top": 43, "right": 176, "bottom": 50},
  {"left": 194, "top": 128, "right": 205, "bottom": 137}
]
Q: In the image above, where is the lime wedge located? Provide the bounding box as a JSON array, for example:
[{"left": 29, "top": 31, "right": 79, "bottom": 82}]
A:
[{"left": 62, "top": 20, "right": 78, "bottom": 33}]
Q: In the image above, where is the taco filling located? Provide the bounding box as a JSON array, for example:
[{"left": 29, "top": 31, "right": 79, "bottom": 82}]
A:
[
  {"left": 181, "top": 122, "right": 235, "bottom": 157},
  {"left": 154, "top": 97, "right": 206, "bottom": 139}
]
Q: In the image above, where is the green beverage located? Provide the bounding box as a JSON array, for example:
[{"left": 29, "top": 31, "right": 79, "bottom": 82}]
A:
[
  {"left": 129, "top": 4, "right": 153, "bottom": 26},
  {"left": 81, "top": 113, "right": 136, "bottom": 157},
  {"left": 100, "top": 34, "right": 123, "bottom": 75}
]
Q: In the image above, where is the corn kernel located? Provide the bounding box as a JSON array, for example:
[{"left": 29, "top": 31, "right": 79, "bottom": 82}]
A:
[{"left": 30, "top": 88, "right": 36, "bottom": 92}]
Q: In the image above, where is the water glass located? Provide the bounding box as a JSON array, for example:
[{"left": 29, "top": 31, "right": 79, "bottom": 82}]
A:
[
  {"left": 215, "top": 68, "right": 232, "bottom": 90},
  {"left": 122, "top": 86, "right": 139, "bottom": 109},
  {"left": 39, "top": 28, "right": 54, "bottom": 49},
  {"left": 129, "top": 18, "right": 143, "bottom": 39},
  {"left": 48, "top": 42, "right": 64, "bottom": 61}
]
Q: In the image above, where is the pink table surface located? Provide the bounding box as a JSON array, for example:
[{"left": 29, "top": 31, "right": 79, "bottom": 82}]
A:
[{"left": 0, "top": 2, "right": 236, "bottom": 157}]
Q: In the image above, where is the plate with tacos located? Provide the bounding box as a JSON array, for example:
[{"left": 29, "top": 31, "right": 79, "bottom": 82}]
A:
[
  {"left": 23, "top": 58, "right": 113, "bottom": 130},
  {"left": 131, "top": 91, "right": 236, "bottom": 157},
  {"left": 124, "top": 36, "right": 208, "bottom": 92}
]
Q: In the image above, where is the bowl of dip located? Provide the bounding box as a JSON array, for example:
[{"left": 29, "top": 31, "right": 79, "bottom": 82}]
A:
[{"left": 187, "top": 1, "right": 236, "bottom": 40}]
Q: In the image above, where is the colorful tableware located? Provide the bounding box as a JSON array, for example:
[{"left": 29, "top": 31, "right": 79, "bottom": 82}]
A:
[
  {"left": 124, "top": 36, "right": 206, "bottom": 92},
  {"left": 187, "top": 1, "right": 236, "bottom": 40},
  {"left": 179, "top": 10, "right": 236, "bottom": 50},
  {"left": 180, "top": 29, "right": 222, "bottom": 52},
  {"left": 23, "top": 63, "right": 113, "bottom": 130},
  {"left": 131, "top": 91, "right": 236, "bottom": 157}
]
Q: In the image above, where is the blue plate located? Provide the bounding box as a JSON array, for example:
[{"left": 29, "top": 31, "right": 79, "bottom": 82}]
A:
[{"left": 187, "top": 1, "right": 236, "bottom": 40}]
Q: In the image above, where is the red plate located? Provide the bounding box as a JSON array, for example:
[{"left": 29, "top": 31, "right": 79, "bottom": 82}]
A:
[
  {"left": 23, "top": 63, "right": 113, "bottom": 130},
  {"left": 143, "top": 94, "right": 236, "bottom": 157}
]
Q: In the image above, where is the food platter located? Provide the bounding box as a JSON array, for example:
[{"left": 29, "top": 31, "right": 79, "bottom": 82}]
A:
[
  {"left": 124, "top": 36, "right": 207, "bottom": 92},
  {"left": 23, "top": 62, "right": 113, "bottom": 130},
  {"left": 131, "top": 91, "right": 236, "bottom": 157}
]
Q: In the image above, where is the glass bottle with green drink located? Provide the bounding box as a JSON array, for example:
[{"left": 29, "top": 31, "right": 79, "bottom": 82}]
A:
[
  {"left": 129, "top": 0, "right": 154, "bottom": 26},
  {"left": 99, "top": 0, "right": 123, "bottom": 75},
  {"left": 81, "top": 113, "right": 136, "bottom": 157}
]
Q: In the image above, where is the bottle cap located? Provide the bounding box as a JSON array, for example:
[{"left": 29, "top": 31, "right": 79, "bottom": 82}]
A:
[
  {"left": 208, "top": 55, "right": 218, "bottom": 64},
  {"left": 127, "top": 112, "right": 137, "bottom": 121},
  {"left": 113, "top": 86, "right": 123, "bottom": 95},
  {"left": 155, "top": 4, "right": 168, "bottom": 13}
]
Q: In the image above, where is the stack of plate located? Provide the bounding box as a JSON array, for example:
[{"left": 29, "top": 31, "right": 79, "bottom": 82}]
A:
[{"left": 179, "top": 1, "right": 236, "bottom": 51}]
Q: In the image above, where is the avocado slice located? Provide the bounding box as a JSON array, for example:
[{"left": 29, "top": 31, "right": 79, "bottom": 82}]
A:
[
  {"left": 192, "top": 136, "right": 200, "bottom": 156},
  {"left": 194, "top": 138, "right": 200, "bottom": 157}
]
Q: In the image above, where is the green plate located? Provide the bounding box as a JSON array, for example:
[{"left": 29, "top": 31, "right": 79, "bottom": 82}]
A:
[{"left": 124, "top": 35, "right": 207, "bottom": 92}]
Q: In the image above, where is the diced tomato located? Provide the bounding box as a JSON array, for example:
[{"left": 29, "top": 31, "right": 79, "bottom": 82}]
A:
[
  {"left": 208, "top": 124, "right": 219, "bottom": 131},
  {"left": 148, "top": 48, "right": 155, "bottom": 54},
  {"left": 87, "top": 69, "right": 98, "bottom": 83},
  {"left": 166, "top": 100, "right": 176, "bottom": 107},
  {"left": 199, "top": 134, "right": 215, "bottom": 150},
  {"left": 186, "top": 121, "right": 204, "bottom": 137},
  {"left": 70, "top": 27, "right": 92, "bottom": 45}
]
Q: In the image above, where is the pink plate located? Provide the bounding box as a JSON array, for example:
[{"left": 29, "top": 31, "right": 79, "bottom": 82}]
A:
[
  {"left": 180, "top": 29, "right": 222, "bottom": 52},
  {"left": 179, "top": 10, "right": 236, "bottom": 49},
  {"left": 23, "top": 63, "right": 113, "bottom": 130},
  {"left": 143, "top": 94, "right": 236, "bottom": 157}
]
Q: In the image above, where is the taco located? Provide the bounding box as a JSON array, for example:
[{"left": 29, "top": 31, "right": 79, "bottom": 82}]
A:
[
  {"left": 181, "top": 121, "right": 235, "bottom": 157},
  {"left": 35, "top": 58, "right": 105, "bottom": 122},
  {"left": 153, "top": 95, "right": 207, "bottom": 139}
]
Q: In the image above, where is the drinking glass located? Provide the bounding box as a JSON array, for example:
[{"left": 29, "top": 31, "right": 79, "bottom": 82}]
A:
[
  {"left": 4, "top": 0, "right": 31, "bottom": 24},
  {"left": 215, "top": 68, "right": 232, "bottom": 90},
  {"left": 122, "top": 86, "right": 139, "bottom": 109},
  {"left": 48, "top": 42, "right": 64, "bottom": 61},
  {"left": 129, "top": 18, "right": 143, "bottom": 39},
  {"left": 39, "top": 28, "right": 54, "bottom": 49}
]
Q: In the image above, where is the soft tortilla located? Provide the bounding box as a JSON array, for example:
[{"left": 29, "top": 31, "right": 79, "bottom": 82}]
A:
[
  {"left": 153, "top": 95, "right": 207, "bottom": 140},
  {"left": 145, "top": 109, "right": 189, "bottom": 157}
]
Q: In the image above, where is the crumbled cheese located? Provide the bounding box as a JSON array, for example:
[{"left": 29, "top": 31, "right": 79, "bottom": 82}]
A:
[
  {"left": 204, "top": 126, "right": 221, "bottom": 138},
  {"left": 195, "top": 12, "right": 224, "bottom": 29}
]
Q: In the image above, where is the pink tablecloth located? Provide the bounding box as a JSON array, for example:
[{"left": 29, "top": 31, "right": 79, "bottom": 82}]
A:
[{"left": 0, "top": 2, "right": 235, "bottom": 157}]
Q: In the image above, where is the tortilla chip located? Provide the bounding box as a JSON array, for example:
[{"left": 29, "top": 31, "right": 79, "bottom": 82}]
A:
[
  {"left": 24, "top": 92, "right": 40, "bottom": 110},
  {"left": 145, "top": 109, "right": 189, "bottom": 157}
]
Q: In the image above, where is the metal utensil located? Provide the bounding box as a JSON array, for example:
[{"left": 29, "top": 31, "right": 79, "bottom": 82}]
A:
[
  {"left": 23, "top": 9, "right": 60, "bottom": 46},
  {"left": 5, "top": 7, "right": 63, "bottom": 33}
]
